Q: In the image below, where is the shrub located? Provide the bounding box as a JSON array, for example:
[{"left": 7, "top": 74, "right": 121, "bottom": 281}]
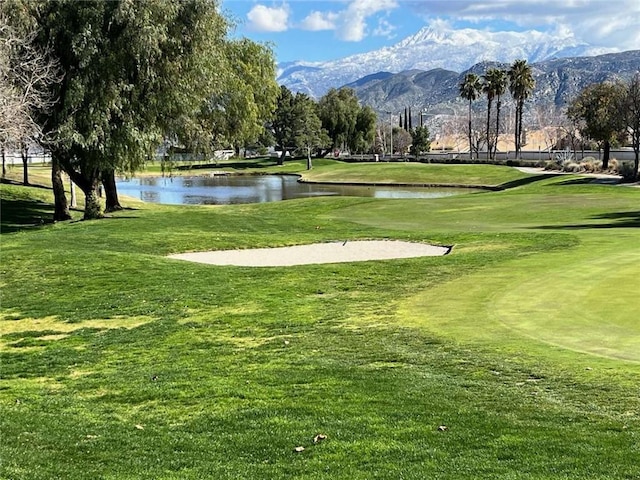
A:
[
  {"left": 617, "top": 162, "right": 638, "bottom": 182},
  {"left": 544, "top": 160, "right": 560, "bottom": 171},
  {"left": 562, "top": 161, "right": 582, "bottom": 173}
]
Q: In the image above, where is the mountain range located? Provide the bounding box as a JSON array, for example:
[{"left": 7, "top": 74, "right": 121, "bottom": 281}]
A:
[
  {"left": 346, "top": 50, "right": 640, "bottom": 116},
  {"left": 277, "top": 24, "right": 619, "bottom": 99}
]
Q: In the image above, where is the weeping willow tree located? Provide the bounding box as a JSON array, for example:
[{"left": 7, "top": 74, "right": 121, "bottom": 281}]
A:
[{"left": 17, "top": 0, "right": 276, "bottom": 219}]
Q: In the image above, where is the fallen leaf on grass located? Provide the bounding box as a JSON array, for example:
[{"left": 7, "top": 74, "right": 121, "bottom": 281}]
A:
[
  {"left": 135, "top": 424, "right": 144, "bottom": 430},
  {"left": 313, "top": 434, "right": 327, "bottom": 444},
  {"left": 294, "top": 446, "right": 305, "bottom": 452},
  {"left": 437, "top": 425, "right": 448, "bottom": 432}
]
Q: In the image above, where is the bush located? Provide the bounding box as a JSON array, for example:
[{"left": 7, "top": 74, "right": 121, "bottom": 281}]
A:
[
  {"left": 544, "top": 160, "right": 560, "bottom": 171},
  {"left": 582, "top": 159, "right": 599, "bottom": 173},
  {"left": 617, "top": 162, "right": 638, "bottom": 182},
  {"left": 562, "top": 162, "right": 582, "bottom": 173}
]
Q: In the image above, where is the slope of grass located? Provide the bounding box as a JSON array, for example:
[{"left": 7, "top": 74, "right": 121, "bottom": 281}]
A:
[{"left": 1, "top": 165, "right": 639, "bottom": 479}]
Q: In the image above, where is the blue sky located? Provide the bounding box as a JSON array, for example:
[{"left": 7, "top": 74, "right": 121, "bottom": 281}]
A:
[{"left": 221, "top": 0, "right": 640, "bottom": 64}]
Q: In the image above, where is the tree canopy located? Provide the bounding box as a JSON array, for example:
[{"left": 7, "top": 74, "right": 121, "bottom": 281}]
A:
[
  {"left": 317, "top": 87, "right": 376, "bottom": 154},
  {"left": 567, "top": 81, "right": 625, "bottom": 170},
  {"left": 13, "top": 0, "right": 277, "bottom": 219}
]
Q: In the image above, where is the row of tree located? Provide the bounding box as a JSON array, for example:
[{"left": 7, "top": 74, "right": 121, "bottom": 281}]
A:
[
  {"left": 270, "top": 86, "right": 377, "bottom": 169},
  {"left": 459, "top": 59, "right": 535, "bottom": 160}
]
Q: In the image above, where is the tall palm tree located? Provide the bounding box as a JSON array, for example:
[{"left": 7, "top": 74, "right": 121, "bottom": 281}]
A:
[
  {"left": 508, "top": 59, "right": 535, "bottom": 159},
  {"left": 491, "top": 69, "right": 508, "bottom": 159},
  {"left": 459, "top": 73, "right": 482, "bottom": 159},
  {"left": 482, "top": 68, "right": 508, "bottom": 160}
]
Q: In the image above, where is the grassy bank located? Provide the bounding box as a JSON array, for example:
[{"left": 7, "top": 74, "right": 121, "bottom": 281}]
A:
[{"left": 1, "top": 163, "right": 639, "bottom": 479}]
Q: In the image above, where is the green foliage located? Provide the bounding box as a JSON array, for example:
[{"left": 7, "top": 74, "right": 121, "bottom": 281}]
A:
[
  {"left": 207, "top": 38, "right": 278, "bottom": 150},
  {"left": 318, "top": 87, "right": 377, "bottom": 153},
  {"left": 291, "top": 93, "right": 327, "bottom": 169},
  {"left": 620, "top": 73, "right": 640, "bottom": 180},
  {"left": 351, "top": 105, "right": 377, "bottom": 153},
  {"left": 410, "top": 125, "right": 431, "bottom": 156},
  {"left": 567, "top": 81, "right": 626, "bottom": 169},
  {"left": 272, "top": 87, "right": 328, "bottom": 166},
  {"left": 23, "top": 0, "right": 275, "bottom": 218},
  {"left": 272, "top": 85, "right": 295, "bottom": 159}
]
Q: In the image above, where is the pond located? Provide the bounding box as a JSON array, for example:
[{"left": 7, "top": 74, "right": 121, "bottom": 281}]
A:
[{"left": 116, "top": 174, "right": 480, "bottom": 205}]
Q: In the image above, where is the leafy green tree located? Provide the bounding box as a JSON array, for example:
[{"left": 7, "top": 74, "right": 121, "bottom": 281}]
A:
[
  {"left": 28, "top": 0, "right": 234, "bottom": 219},
  {"left": 410, "top": 126, "right": 431, "bottom": 156},
  {"left": 508, "top": 59, "right": 535, "bottom": 159},
  {"left": 318, "top": 87, "right": 360, "bottom": 152},
  {"left": 209, "top": 38, "right": 278, "bottom": 155},
  {"left": 291, "top": 94, "right": 327, "bottom": 170},
  {"left": 620, "top": 73, "right": 640, "bottom": 180},
  {"left": 349, "top": 105, "right": 377, "bottom": 154},
  {"left": 567, "top": 81, "right": 625, "bottom": 170},
  {"left": 272, "top": 85, "right": 295, "bottom": 165},
  {"left": 459, "top": 73, "right": 482, "bottom": 159}
]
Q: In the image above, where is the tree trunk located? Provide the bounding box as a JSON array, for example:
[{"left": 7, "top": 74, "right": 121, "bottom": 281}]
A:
[
  {"left": 602, "top": 141, "right": 610, "bottom": 170},
  {"left": 486, "top": 98, "right": 493, "bottom": 160},
  {"left": 21, "top": 143, "right": 29, "bottom": 185},
  {"left": 51, "top": 154, "right": 72, "bottom": 221},
  {"left": 102, "top": 169, "right": 122, "bottom": 212},
  {"left": 70, "top": 179, "right": 77, "bottom": 207},
  {"left": 82, "top": 183, "right": 103, "bottom": 220},
  {"left": 1, "top": 146, "right": 6, "bottom": 178},
  {"left": 468, "top": 101, "right": 473, "bottom": 160},
  {"left": 494, "top": 98, "right": 501, "bottom": 160},
  {"left": 306, "top": 148, "right": 312, "bottom": 170},
  {"left": 52, "top": 148, "right": 102, "bottom": 220},
  {"left": 277, "top": 149, "right": 287, "bottom": 166}
]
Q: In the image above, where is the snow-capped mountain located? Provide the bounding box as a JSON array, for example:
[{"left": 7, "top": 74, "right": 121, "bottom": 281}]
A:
[{"left": 277, "top": 24, "right": 617, "bottom": 98}]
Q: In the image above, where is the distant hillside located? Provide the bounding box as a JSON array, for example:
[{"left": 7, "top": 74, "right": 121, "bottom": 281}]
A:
[
  {"left": 278, "top": 24, "right": 617, "bottom": 98},
  {"left": 345, "top": 50, "right": 640, "bottom": 117}
]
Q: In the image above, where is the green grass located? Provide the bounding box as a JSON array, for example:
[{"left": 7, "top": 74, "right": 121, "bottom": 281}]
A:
[
  {"left": 1, "top": 164, "right": 639, "bottom": 479},
  {"left": 140, "top": 158, "right": 532, "bottom": 188}
]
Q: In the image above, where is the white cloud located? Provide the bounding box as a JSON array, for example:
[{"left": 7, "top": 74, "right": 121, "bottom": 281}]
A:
[
  {"left": 336, "top": 0, "right": 399, "bottom": 42},
  {"left": 406, "top": 0, "right": 640, "bottom": 50},
  {"left": 373, "top": 18, "right": 396, "bottom": 38},
  {"left": 247, "top": 3, "right": 290, "bottom": 32},
  {"left": 300, "top": 11, "right": 338, "bottom": 31}
]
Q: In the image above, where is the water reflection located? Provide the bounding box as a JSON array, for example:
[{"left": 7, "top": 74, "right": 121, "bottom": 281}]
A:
[{"left": 116, "top": 174, "right": 477, "bottom": 205}]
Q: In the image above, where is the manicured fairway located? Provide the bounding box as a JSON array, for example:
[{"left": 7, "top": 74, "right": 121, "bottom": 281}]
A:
[{"left": 1, "top": 163, "right": 639, "bottom": 479}]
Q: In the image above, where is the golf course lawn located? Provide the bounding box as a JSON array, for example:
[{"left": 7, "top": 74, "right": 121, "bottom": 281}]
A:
[{"left": 1, "top": 162, "right": 639, "bottom": 479}]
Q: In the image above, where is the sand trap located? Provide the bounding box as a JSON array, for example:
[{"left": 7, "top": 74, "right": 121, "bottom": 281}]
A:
[{"left": 168, "top": 240, "right": 451, "bottom": 267}]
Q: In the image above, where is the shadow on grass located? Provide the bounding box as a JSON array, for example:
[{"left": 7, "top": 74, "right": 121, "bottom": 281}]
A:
[
  {"left": 550, "top": 177, "right": 621, "bottom": 186},
  {"left": 532, "top": 210, "right": 640, "bottom": 230},
  {"left": 1, "top": 197, "right": 55, "bottom": 234},
  {"left": 498, "top": 174, "right": 563, "bottom": 190}
]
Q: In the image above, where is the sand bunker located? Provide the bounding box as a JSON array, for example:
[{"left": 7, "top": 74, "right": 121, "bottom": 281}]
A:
[{"left": 168, "top": 240, "right": 451, "bottom": 267}]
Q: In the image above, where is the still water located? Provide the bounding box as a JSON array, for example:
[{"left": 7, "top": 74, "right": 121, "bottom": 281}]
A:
[{"left": 116, "top": 174, "right": 478, "bottom": 205}]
